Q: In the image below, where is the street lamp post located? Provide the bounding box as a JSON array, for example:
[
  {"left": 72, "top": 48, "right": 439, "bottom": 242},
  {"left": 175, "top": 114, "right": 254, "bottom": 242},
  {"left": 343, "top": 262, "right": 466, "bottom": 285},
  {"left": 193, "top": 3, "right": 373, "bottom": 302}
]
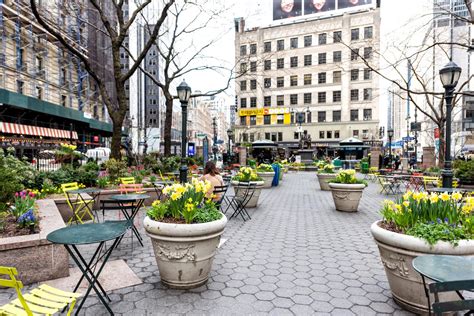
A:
[
  {"left": 177, "top": 80, "right": 192, "bottom": 183},
  {"left": 227, "top": 128, "right": 233, "bottom": 164},
  {"left": 439, "top": 61, "right": 462, "bottom": 188},
  {"left": 387, "top": 128, "right": 394, "bottom": 168},
  {"left": 212, "top": 117, "right": 218, "bottom": 161}
]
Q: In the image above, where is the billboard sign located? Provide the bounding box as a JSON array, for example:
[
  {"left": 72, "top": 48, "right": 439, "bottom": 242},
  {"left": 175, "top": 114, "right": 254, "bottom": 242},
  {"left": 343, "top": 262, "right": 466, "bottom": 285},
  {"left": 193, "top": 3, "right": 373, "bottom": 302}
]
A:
[
  {"left": 274, "top": 0, "right": 373, "bottom": 20},
  {"left": 188, "top": 142, "right": 195, "bottom": 157}
]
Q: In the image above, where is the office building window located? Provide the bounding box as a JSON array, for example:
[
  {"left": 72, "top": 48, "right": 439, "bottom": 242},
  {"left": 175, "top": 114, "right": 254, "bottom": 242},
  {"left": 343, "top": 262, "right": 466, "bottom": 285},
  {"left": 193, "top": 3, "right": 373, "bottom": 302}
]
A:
[
  {"left": 318, "top": 92, "right": 326, "bottom": 103},
  {"left": 304, "top": 35, "right": 312, "bottom": 47},
  {"left": 290, "top": 75, "right": 298, "bottom": 86},
  {"left": 319, "top": 131, "right": 325, "bottom": 139},
  {"left": 307, "top": 111, "right": 312, "bottom": 123},
  {"left": 250, "top": 80, "right": 257, "bottom": 90},
  {"left": 333, "top": 31, "right": 342, "bottom": 43},
  {"left": 351, "top": 69, "right": 359, "bottom": 81},
  {"left": 264, "top": 41, "right": 271, "bottom": 52},
  {"left": 318, "top": 33, "right": 327, "bottom": 45},
  {"left": 250, "top": 115, "right": 257, "bottom": 125},
  {"left": 351, "top": 89, "right": 359, "bottom": 101},
  {"left": 353, "top": 129, "right": 359, "bottom": 137},
  {"left": 333, "top": 110, "right": 341, "bottom": 122},
  {"left": 351, "top": 48, "right": 359, "bottom": 60},
  {"left": 250, "top": 61, "right": 257, "bottom": 72},
  {"left": 277, "top": 39, "right": 284, "bottom": 51},
  {"left": 240, "top": 80, "right": 247, "bottom": 91},
  {"left": 333, "top": 51, "right": 342, "bottom": 62},
  {"left": 290, "top": 94, "right": 298, "bottom": 105},
  {"left": 304, "top": 74, "right": 312, "bottom": 85},
  {"left": 277, "top": 58, "right": 284, "bottom": 69},
  {"left": 318, "top": 72, "right": 326, "bottom": 84},
  {"left": 61, "top": 95, "right": 67, "bottom": 107},
  {"left": 240, "top": 98, "right": 247, "bottom": 108},
  {"left": 240, "top": 62, "right": 247, "bottom": 73},
  {"left": 364, "top": 26, "right": 373, "bottom": 39},
  {"left": 265, "top": 132, "right": 270, "bottom": 140},
  {"left": 277, "top": 76, "right": 284, "bottom": 87},
  {"left": 17, "top": 80, "right": 24, "bottom": 94},
  {"left": 318, "top": 53, "right": 326, "bottom": 64},
  {"left": 264, "top": 60, "right": 271, "bottom": 70},
  {"left": 278, "top": 132, "right": 283, "bottom": 141},
  {"left": 318, "top": 111, "right": 326, "bottom": 122},
  {"left": 240, "top": 116, "right": 246, "bottom": 125},
  {"left": 364, "top": 47, "right": 373, "bottom": 59},
  {"left": 363, "top": 88, "right": 372, "bottom": 100},
  {"left": 250, "top": 97, "right": 257, "bottom": 107},
  {"left": 240, "top": 45, "right": 247, "bottom": 56},
  {"left": 294, "top": 132, "right": 300, "bottom": 140},
  {"left": 264, "top": 115, "right": 271, "bottom": 125},
  {"left": 350, "top": 109, "right": 359, "bottom": 121},
  {"left": 333, "top": 91, "right": 341, "bottom": 102},
  {"left": 290, "top": 56, "right": 298, "bottom": 68},
  {"left": 333, "top": 71, "right": 341, "bottom": 83},
  {"left": 250, "top": 43, "right": 257, "bottom": 54},
  {"left": 290, "top": 37, "right": 298, "bottom": 49},
  {"left": 264, "top": 96, "right": 272, "bottom": 107},
  {"left": 363, "top": 108, "right": 372, "bottom": 120},
  {"left": 335, "top": 130, "right": 340, "bottom": 138},
  {"left": 351, "top": 28, "right": 359, "bottom": 41},
  {"left": 304, "top": 93, "right": 312, "bottom": 104},
  {"left": 364, "top": 68, "right": 371, "bottom": 80},
  {"left": 277, "top": 95, "right": 284, "bottom": 106},
  {"left": 277, "top": 114, "right": 284, "bottom": 124},
  {"left": 304, "top": 54, "right": 312, "bottom": 66},
  {"left": 264, "top": 78, "right": 271, "bottom": 88},
  {"left": 327, "top": 131, "right": 332, "bottom": 139}
]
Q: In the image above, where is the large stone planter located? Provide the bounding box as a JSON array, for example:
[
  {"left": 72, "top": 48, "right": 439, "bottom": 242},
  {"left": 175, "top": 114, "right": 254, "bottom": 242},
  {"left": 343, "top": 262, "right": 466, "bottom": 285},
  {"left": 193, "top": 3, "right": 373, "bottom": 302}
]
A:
[
  {"left": 257, "top": 171, "right": 275, "bottom": 188},
  {"left": 317, "top": 173, "right": 337, "bottom": 191},
  {"left": 370, "top": 221, "right": 474, "bottom": 314},
  {"left": 230, "top": 180, "right": 265, "bottom": 208},
  {"left": 328, "top": 183, "right": 365, "bottom": 212},
  {"left": 0, "top": 199, "right": 69, "bottom": 284},
  {"left": 143, "top": 214, "right": 227, "bottom": 289}
]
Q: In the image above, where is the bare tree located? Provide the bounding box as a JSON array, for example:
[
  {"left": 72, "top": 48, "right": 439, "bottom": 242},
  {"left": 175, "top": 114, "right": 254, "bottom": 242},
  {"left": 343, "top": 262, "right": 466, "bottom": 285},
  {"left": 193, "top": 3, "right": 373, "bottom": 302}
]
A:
[{"left": 29, "top": 0, "right": 175, "bottom": 159}]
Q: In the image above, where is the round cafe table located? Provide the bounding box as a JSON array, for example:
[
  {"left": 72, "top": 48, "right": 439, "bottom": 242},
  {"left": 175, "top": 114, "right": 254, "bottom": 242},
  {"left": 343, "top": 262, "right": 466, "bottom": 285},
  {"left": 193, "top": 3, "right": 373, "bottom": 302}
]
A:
[{"left": 110, "top": 194, "right": 149, "bottom": 247}]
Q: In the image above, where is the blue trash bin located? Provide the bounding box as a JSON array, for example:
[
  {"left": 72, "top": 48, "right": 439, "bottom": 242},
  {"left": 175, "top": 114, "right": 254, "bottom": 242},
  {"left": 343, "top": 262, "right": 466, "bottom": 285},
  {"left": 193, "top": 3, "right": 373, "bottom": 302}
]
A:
[{"left": 271, "top": 164, "right": 280, "bottom": 187}]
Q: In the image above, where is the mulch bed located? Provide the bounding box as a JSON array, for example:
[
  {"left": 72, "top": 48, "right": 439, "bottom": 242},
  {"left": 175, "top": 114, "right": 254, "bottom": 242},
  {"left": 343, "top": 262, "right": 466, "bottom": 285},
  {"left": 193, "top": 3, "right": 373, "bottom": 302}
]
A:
[
  {"left": 0, "top": 213, "right": 39, "bottom": 238},
  {"left": 379, "top": 220, "right": 404, "bottom": 234}
]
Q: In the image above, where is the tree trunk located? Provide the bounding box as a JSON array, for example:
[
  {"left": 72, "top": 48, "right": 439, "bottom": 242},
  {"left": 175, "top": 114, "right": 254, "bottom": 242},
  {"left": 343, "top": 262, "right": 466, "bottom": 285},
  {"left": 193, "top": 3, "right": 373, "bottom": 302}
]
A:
[
  {"left": 110, "top": 119, "right": 122, "bottom": 159},
  {"left": 163, "top": 96, "right": 174, "bottom": 156}
]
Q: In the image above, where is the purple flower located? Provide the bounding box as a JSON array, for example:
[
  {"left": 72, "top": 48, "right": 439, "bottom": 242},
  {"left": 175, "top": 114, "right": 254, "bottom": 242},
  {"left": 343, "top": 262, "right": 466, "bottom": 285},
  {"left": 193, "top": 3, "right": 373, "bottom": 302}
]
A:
[
  {"left": 444, "top": 218, "right": 449, "bottom": 223},
  {"left": 436, "top": 218, "right": 442, "bottom": 224}
]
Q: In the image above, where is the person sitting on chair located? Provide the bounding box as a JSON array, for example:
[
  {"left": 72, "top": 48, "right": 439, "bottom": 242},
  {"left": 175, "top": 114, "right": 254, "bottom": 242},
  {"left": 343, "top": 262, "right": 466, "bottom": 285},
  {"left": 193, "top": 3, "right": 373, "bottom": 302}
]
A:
[{"left": 200, "top": 161, "right": 224, "bottom": 201}]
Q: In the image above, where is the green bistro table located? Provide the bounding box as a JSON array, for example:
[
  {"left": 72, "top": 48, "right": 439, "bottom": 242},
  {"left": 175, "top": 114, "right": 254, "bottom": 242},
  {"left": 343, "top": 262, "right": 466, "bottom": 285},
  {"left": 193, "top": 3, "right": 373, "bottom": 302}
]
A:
[
  {"left": 66, "top": 188, "right": 102, "bottom": 224},
  {"left": 47, "top": 221, "right": 129, "bottom": 315},
  {"left": 110, "top": 194, "right": 149, "bottom": 247},
  {"left": 412, "top": 255, "right": 474, "bottom": 315}
]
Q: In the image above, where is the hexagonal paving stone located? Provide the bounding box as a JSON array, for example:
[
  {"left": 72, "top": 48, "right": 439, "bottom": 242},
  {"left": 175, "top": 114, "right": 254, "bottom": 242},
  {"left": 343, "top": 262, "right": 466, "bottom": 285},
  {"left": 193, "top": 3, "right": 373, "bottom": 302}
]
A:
[{"left": 255, "top": 291, "right": 277, "bottom": 301}]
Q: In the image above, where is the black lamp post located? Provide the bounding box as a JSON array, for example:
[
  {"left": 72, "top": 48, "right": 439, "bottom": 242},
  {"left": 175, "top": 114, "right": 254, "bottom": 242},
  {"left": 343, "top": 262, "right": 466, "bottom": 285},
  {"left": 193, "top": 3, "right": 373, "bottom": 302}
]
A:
[
  {"left": 439, "top": 61, "right": 461, "bottom": 188},
  {"left": 387, "top": 128, "right": 394, "bottom": 168},
  {"left": 212, "top": 117, "right": 218, "bottom": 161},
  {"left": 227, "top": 128, "right": 233, "bottom": 163},
  {"left": 177, "top": 80, "right": 192, "bottom": 183}
]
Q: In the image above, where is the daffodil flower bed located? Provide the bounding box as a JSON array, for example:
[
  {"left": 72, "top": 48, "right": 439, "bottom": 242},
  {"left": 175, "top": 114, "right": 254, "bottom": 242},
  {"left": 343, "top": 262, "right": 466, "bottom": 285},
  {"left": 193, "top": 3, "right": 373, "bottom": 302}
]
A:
[
  {"left": 381, "top": 191, "right": 473, "bottom": 245},
  {"left": 232, "top": 167, "right": 263, "bottom": 182},
  {"left": 329, "top": 169, "right": 366, "bottom": 185},
  {"left": 146, "top": 178, "right": 222, "bottom": 224},
  {"left": 317, "top": 163, "right": 335, "bottom": 174}
]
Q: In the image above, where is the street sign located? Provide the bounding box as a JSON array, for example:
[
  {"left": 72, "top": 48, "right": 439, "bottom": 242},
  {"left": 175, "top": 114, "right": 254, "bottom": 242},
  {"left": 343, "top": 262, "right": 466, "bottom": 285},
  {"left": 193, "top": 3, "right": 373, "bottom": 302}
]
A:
[
  {"left": 196, "top": 133, "right": 206, "bottom": 139},
  {"left": 402, "top": 136, "right": 414, "bottom": 142},
  {"left": 410, "top": 122, "right": 421, "bottom": 132}
]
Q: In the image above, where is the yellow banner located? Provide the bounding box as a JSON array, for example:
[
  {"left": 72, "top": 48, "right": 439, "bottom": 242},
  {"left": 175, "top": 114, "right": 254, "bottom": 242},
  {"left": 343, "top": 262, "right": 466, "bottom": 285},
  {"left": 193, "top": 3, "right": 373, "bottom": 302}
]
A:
[
  {"left": 284, "top": 113, "right": 291, "bottom": 124},
  {"left": 239, "top": 107, "right": 290, "bottom": 116}
]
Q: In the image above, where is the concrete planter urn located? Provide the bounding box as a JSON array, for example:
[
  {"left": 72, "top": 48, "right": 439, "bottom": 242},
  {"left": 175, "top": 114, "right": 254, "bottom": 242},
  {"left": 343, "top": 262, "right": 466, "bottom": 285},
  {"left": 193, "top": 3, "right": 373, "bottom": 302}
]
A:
[
  {"left": 230, "top": 180, "right": 264, "bottom": 208},
  {"left": 256, "top": 171, "right": 275, "bottom": 188},
  {"left": 317, "top": 173, "right": 337, "bottom": 191},
  {"left": 328, "top": 183, "right": 365, "bottom": 212},
  {"left": 144, "top": 214, "right": 227, "bottom": 289},
  {"left": 370, "top": 221, "right": 474, "bottom": 314}
]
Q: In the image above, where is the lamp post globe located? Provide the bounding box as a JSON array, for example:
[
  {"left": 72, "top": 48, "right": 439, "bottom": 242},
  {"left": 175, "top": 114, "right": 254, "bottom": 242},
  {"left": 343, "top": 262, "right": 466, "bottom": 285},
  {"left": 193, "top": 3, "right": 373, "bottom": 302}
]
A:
[
  {"left": 176, "top": 80, "right": 192, "bottom": 183},
  {"left": 439, "top": 61, "right": 461, "bottom": 188}
]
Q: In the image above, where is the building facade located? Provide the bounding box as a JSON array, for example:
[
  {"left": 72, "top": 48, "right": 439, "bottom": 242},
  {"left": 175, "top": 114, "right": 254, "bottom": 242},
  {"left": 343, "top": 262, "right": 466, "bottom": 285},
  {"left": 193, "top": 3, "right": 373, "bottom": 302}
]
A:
[{"left": 234, "top": 6, "right": 380, "bottom": 156}]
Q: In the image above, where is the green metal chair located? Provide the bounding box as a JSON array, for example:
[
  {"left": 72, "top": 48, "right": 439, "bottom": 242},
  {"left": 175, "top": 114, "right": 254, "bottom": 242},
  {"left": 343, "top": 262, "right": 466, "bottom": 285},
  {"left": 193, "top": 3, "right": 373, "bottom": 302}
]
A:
[{"left": 429, "top": 279, "right": 474, "bottom": 316}]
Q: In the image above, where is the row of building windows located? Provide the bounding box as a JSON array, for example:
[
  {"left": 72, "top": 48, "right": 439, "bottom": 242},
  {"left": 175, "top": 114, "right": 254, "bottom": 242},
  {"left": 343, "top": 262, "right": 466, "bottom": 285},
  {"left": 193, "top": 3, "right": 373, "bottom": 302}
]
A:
[
  {"left": 241, "top": 69, "right": 371, "bottom": 91},
  {"left": 242, "top": 128, "right": 371, "bottom": 142},
  {"left": 240, "top": 48, "right": 372, "bottom": 73},
  {"left": 239, "top": 88, "right": 372, "bottom": 108},
  {"left": 239, "top": 26, "right": 374, "bottom": 55}
]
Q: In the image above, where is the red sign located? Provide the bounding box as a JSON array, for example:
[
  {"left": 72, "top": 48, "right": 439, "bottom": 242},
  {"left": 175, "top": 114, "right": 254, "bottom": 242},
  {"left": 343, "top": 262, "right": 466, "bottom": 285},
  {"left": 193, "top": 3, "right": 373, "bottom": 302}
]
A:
[
  {"left": 93, "top": 136, "right": 99, "bottom": 142},
  {"left": 434, "top": 128, "right": 440, "bottom": 139}
]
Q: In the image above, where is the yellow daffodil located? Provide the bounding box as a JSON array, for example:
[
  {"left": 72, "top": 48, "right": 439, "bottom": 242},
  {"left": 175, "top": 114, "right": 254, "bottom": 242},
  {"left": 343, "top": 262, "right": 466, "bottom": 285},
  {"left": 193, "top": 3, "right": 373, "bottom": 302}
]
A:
[
  {"left": 440, "top": 192, "right": 450, "bottom": 202},
  {"left": 403, "top": 192, "right": 412, "bottom": 200},
  {"left": 420, "top": 192, "right": 429, "bottom": 201},
  {"left": 462, "top": 205, "right": 472, "bottom": 215},
  {"left": 402, "top": 201, "right": 410, "bottom": 208},
  {"left": 170, "top": 192, "right": 182, "bottom": 201},
  {"left": 451, "top": 192, "right": 462, "bottom": 201},
  {"left": 152, "top": 200, "right": 161, "bottom": 206},
  {"left": 394, "top": 204, "right": 402, "bottom": 213},
  {"left": 429, "top": 193, "right": 439, "bottom": 204},
  {"left": 412, "top": 192, "right": 422, "bottom": 202}
]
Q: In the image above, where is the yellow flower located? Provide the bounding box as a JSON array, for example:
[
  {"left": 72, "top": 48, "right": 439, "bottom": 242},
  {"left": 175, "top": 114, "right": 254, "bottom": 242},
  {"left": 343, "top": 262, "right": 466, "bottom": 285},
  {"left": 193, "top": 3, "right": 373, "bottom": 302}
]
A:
[
  {"left": 412, "top": 192, "right": 423, "bottom": 202},
  {"left": 403, "top": 192, "right": 412, "bottom": 200},
  {"left": 170, "top": 192, "right": 182, "bottom": 201},
  {"left": 402, "top": 201, "right": 410, "bottom": 208},
  {"left": 429, "top": 193, "right": 439, "bottom": 204},
  {"left": 394, "top": 204, "right": 402, "bottom": 213},
  {"left": 440, "top": 192, "right": 450, "bottom": 202},
  {"left": 185, "top": 202, "right": 194, "bottom": 212},
  {"left": 462, "top": 205, "right": 472, "bottom": 215},
  {"left": 451, "top": 192, "right": 462, "bottom": 201},
  {"left": 420, "top": 192, "right": 429, "bottom": 201},
  {"left": 152, "top": 200, "right": 161, "bottom": 206},
  {"left": 383, "top": 199, "right": 394, "bottom": 206}
]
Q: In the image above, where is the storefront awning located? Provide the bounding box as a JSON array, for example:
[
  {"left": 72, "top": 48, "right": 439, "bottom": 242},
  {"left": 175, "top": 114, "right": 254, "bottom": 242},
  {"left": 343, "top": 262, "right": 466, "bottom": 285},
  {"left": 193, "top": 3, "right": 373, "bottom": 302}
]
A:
[{"left": 0, "top": 122, "right": 78, "bottom": 139}]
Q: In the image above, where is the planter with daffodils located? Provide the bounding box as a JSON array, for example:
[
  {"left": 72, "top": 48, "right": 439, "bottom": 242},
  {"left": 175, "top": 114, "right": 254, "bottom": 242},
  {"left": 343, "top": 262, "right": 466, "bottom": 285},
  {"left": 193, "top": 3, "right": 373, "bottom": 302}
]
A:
[
  {"left": 143, "top": 179, "right": 227, "bottom": 289},
  {"left": 230, "top": 167, "right": 264, "bottom": 208},
  {"left": 316, "top": 162, "right": 337, "bottom": 191},
  {"left": 328, "top": 170, "right": 366, "bottom": 212},
  {"left": 371, "top": 192, "right": 474, "bottom": 314},
  {"left": 256, "top": 164, "right": 275, "bottom": 188}
]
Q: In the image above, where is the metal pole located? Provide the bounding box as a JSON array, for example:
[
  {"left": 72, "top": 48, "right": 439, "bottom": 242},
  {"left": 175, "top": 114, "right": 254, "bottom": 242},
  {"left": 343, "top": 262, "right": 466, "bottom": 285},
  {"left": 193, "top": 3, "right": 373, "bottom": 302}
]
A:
[
  {"left": 180, "top": 101, "right": 188, "bottom": 183},
  {"left": 442, "top": 87, "right": 454, "bottom": 188},
  {"left": 389, "top": 135, "right": 392, "bottom": 168}
]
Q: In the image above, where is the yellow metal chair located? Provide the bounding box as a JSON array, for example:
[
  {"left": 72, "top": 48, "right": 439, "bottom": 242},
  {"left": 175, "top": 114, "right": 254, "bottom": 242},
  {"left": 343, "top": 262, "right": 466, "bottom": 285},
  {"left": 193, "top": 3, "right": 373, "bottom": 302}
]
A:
[
  {"left": 0, "top": 266, "right": 81, "bottom": 316},
  {"left": 423, "top": 176, "right": 440, "bottom": 190},
  {"left": 437, "top": 179, "right": 459, "bottom": 188},
  {"left": 61, "top": 182, "right": 94, "bottom": 225},
  {"left": 119, "top": 177, "right": 136, "bottom": 185}
]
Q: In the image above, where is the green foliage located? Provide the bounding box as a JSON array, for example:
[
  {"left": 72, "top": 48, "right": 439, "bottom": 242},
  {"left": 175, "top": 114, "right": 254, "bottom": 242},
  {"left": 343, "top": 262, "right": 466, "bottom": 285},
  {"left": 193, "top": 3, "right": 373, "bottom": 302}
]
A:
[
  {"left": 132, "top": 170, "right": 143, "bottom": 184},
  {"left": 104, "top": 158, "right": 128, "bottom": 183},
  {"left": 256, "top": 163, "right": 273, "bottom": 172},
  {"left": 96, "top": 176, "right": 109, "bottom": 189},
  {"left": 0, "top": 211, "right": 7, "bottom": 232},
  {"left": 40, "top": 178, "right": 61, "bottom": 195},
  {"left": 160, "top": 156, "right": 181, "bottom": 173},
  {"left": 426, "top": 166, "right": 441, "bottom": 174},
  {"left": 454, "top": 160, "right": 474, "bottom": 184},
  {"left": 330, "top": 170, "right": 366, "bottom": 185},
  {"left": 0, "top": 154, "right": 27, "bottom": 212},
  {"left": 232, "top": 167, "right": 262, "bottom": 182},
  {"left": 247, "top": 159, "right": 256, "bottom": 168},
  {"left": 194, "top": 201, "right": 223, "bottom": 223},
  {"left": 318, "top": 163, "right": 335, "bottom": 174},
  {"left": 11, "top": 191, "right": 35, "bottom": 220},
  {"left": 147, "top": 200, "right": 169, "bottom": 221},
  {"left": 406, "top": 221, "right": 470, "bottom": 246},
  {"left": 149, "top": 175, "right": 157, "bottom": 183}
]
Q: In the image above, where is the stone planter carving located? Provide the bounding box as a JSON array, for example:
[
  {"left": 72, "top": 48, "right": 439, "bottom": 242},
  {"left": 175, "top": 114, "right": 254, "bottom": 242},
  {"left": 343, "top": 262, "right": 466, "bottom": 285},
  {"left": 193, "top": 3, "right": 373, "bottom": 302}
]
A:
[
  {"left": 328, "top": 183, "right": 365, "bottom": 212},
  {"left": 230, "top": 180, "right": 264, "bottom": 208},
  {"left": 370, "top": 221, "right": 474, "bottom": 314},
  {"left": 257, "top": 171, "right": 275, "bottom": 188},
  {"left": 317, "top": 173, "right": 337, "bottom": 191},
  {"left": 144, "top": 215, "right": 227, "bottom": 289}
]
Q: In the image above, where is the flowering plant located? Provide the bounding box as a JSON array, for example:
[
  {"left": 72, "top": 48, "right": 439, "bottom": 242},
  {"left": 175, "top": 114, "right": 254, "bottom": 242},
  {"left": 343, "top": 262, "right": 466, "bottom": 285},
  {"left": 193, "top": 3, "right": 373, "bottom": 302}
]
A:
[
  {"left": 318, "top": 163, "right": 335, "bottom": 174},
  {"left": 11, "top": 190, "right": 36, "bottom": 219},
  {"left": 381, "top": 191, "right": 473, "bottom": 245},
  {"left": 17, "top": 209, "right": 37, "bottom": 229},
  {"left": 256, "top": 164, "right": 274, "bottom": 172},
  {"left": 232, "top": 167, "right": 262, "bottom": 182},
  {"left": 329, "top": 169, "right": 366, "bottom": 185},
  {"left": 147, "top": 179, "right": 222, "bottom": 224}
]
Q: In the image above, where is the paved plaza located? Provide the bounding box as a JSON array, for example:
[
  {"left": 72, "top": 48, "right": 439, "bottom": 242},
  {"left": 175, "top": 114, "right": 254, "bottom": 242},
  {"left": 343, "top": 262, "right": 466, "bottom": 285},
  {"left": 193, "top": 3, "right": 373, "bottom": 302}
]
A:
[{"left": 0, "top": 172, "right": 414, "bottom": 315}]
